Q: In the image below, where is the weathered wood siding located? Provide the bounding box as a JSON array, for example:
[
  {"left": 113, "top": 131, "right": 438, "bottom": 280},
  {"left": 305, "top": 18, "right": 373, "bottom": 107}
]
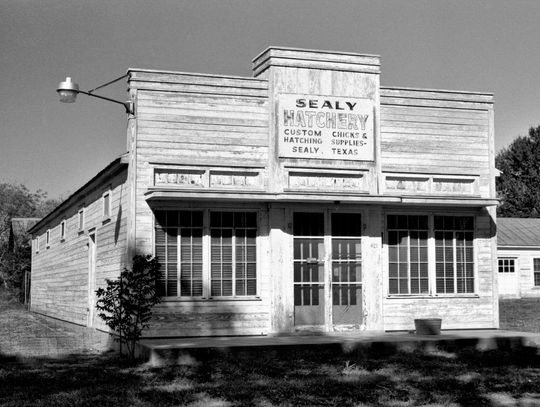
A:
[
  {"left": 380, "top": 88, "right": 494, "bottom": 198},
  {"left": 144, "top": 204, "right": 272, "bottom": 337},
  {"left": 30, "top": 169, "right": 128, "bottom": 330},
  {"left": 382, "top": 208, "right": 497, "bottom": 330},
  {"left": 129, "top": 71, "right": 272, "bottom": 336}
]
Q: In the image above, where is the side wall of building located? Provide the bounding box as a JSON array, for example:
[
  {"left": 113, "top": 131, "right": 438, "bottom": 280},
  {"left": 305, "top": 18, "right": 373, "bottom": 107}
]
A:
[
  {"left": 30, "top": 168, "right": 129, "bottom": 329},
  {"left": 497, "top": 247, "right": 540, "bottom": 298}
]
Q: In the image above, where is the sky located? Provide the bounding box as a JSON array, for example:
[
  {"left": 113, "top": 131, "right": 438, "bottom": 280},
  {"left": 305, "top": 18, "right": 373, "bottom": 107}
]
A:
[{"left": 1, "top": 0, "right": 539, "bottom": 199}]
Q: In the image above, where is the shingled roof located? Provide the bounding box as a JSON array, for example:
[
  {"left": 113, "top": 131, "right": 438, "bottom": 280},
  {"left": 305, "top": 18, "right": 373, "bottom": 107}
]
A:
[{"left": 498, "top": 218, "right": 540, "bottom": 247}]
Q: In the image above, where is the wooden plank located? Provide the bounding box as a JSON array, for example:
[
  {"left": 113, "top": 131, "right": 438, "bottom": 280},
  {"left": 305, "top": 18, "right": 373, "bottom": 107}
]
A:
[
  {"left": 137, "top": 99, "right": 269, "bottom": 114},
  {"left": 137, "top": 91, "right": 269, "bottom": 107},
  {"left": 381, "top": 105, "right": 490, "bottom": 119},
  {"left": 139, "top": 105, "right": 268, "bottom": 121},
  {"left": 130, "top": 70, "right": 268, "bottom": 89},
  {"left": 253, "top": 58, "right": 380, "bottom": 76},
  {"left": 132, "top": 81, "right": 268, "bottom": 97},
  {"left": 381, "top": 88, "right": 493, "bottom": 103},
  {"left": 381, "top": 142, "right": 489, "bottom": 156},
  {"left": 381, "top": 97, "right": 491, "bottom": 111},
  {"left": 137, "top": 113, "right": 268, "bottom": 128},
  {"left": 137, "top": 140, "right": 268, "bottom": 154},
  {"left": 382, "top": 163, "right": 490, "bottom": 175},
  {"left": 381, "top": 127, "right": 488, "bottom": 138},
  {"left": 253, "top": 47, "right": 380, "bottom": 66},
  {"left": 137, "top": 151, "right": 267, "bottom": 164},
  {"left": 381, "top": 113, "right": 489, "bottom": 126},
  {"left": 138, "top": 120, "right": 268, "bottom": 134},
  {"left": 137, "top": 131, "right": 268, "bottom": 147},
  {"left": 381, "top": 121, "right": 488, "bottom": 132}
]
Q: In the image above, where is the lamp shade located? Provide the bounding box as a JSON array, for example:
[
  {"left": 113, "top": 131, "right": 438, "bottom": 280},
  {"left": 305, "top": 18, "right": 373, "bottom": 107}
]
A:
[{"left": 57, "top": 77, "right": 80, "bottom": 103}]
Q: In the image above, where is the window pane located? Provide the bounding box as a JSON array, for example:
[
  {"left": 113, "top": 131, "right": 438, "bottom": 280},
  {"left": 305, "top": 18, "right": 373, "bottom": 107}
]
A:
[
  {"left": 331, "top": 213, "right": 362, "bottom": 236},
  {"left": 293, "top": 212, "right": 324, "bottom": 236},
  {"left": 211, "top": 211, "right": 257, "bottom": 297}
]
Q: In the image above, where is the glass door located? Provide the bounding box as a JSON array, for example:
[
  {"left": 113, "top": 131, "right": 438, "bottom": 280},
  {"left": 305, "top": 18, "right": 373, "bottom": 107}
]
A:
[
  {"left": 293, "top": 212, "right": 325, "bottom": 326},
  {"left": 292, "top": 211, "right": 364, "bottom": 329},
  {"left": 331, "top": 213, "right": 362, "bottom": 326}
]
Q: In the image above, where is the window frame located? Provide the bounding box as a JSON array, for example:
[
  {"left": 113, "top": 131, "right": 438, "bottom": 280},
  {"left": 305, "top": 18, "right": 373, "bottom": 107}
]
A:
[
  {"left": 533, "top": 258, "right": 540, "bottom": 287},
  {"left": 153, "top": 208, "right": 260, "bottom": 301},
  {"left": 386, "top": 214, "right": 430, "bottom": 295},
  {"left": 46, "top": 229, "right": 51, "bottom": 248},
  {"left": 498, "top": 257, "right": 516, "bottom": 273},
  {"left": 434, "top": 215, "right": 475, "bottom": 295},
  {"left": 102, "top": 187, "right": 112, "bottom": 222},
  {"left": 78, "top": 207, "right": 85, "bottom": 233},
  {"left": 60, "top": 219, "right": 67, "bottom": 241},
  {"left": 385, "top": 212, "right": 477, "bottom": 298}
]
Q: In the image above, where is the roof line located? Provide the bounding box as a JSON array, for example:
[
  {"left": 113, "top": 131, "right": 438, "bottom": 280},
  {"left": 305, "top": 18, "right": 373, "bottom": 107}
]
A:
[{"left": 28, "top": 154, "right": 129, "bottom": 235}]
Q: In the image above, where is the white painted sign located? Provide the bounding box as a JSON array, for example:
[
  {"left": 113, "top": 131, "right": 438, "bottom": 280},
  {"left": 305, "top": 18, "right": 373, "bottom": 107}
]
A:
[{"left": 277, "top": 94, "right": 374, "bottom": 161}]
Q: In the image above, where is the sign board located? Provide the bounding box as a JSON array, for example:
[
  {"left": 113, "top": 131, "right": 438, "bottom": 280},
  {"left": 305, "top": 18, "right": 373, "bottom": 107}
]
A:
[{"left": 277, "top": 94, "right": 374, "bottom": 161}]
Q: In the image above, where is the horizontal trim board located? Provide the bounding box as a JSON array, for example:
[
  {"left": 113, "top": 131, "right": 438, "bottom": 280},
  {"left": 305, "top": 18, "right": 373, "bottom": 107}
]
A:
[
  {"left": 130, "top": 72, "right": 268, "bottom": 89},
  {"left": 253, "top": 59, "right": 380, "bottom": 76},
  {"left": 253, "top": 46, "right": 380, "bottom": 64},
  {"left": 130, "top": 68, "right": 268, "bottom": 82}
]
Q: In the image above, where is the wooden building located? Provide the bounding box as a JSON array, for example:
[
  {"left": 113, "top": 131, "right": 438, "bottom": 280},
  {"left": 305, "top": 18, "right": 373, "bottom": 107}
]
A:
[
  {"left": 497, "top": 218, "right": 540, "bottom": 298},
  {"left": 29, "top": 47, "right": 499, "bottom": 337}
]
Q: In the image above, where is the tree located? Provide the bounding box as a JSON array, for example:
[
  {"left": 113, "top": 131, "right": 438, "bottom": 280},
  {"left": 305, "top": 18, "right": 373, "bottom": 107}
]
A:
[
  {"left": 496, "top": 125, "right": 540, "bottom": 217},
  {"left": 0, "top": 183, "right": 62, "bottom": 297},
  {"left": 95, "top": 255, "right": 161, "bottom": 359}
]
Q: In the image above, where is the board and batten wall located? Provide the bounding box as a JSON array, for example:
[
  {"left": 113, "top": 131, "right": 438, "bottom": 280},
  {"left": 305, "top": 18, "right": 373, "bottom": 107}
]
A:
[
  {"left": 379, "top": 88, "right": 497, "bottom": 330},
  {"left": 128, "top": 70, "right": 272, "bottom": 336},
  {"left": 30, "top": 167, "right": 129, "bottom": 331}
]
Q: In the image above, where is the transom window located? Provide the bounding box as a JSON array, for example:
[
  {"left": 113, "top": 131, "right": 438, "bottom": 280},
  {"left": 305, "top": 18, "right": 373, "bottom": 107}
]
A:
[
  {"left": 154, "top": 210, "right": 257, "bottom": 298},
  {"left": 498, "top": 258, "right": 515, "bottom": 273},
  {"left": 387, "top": 214, "right": 475, "bottom": 296}
]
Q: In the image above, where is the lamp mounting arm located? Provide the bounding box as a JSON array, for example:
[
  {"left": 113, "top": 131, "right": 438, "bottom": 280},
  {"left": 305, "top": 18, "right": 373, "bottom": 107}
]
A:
[{"left": 77, "top": 89, "right": 134, "bottom": 115}]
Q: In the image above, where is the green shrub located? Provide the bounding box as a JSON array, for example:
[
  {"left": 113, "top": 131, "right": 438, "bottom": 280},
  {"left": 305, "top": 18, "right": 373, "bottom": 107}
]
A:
[{"left": 95, "top": 255, "right": 161, "bottom": 359}]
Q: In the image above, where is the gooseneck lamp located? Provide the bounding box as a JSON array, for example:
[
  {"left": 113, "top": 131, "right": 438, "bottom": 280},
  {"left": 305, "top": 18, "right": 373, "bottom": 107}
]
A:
[{"left": 57, "top": 76, "right": 134, "bottom": 115}]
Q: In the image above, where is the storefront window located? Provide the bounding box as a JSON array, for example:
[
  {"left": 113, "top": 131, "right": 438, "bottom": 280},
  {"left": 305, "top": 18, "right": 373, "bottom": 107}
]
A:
[
  {"left": 387, "top": 215, "right": 429, "bottom": 294},
  {"left": 435, "top": 216, "right": 474, "bottom": 294},
  {"left": 155, "top": 210, "right": 257, "bottom": 298},
  {"left": 387, "top": 214, "right": 475, "bottom": 295}
]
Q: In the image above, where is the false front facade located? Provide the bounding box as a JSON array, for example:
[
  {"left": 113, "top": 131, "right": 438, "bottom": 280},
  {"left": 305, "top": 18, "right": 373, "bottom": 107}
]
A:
[{"left": 30, "top": 47, "right": 499, "bottom": 337}]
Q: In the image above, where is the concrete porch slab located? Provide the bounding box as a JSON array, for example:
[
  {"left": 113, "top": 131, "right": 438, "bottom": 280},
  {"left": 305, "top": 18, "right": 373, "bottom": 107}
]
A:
[{"left": 139, "top": 329, "right": 540, "bottom": 366}]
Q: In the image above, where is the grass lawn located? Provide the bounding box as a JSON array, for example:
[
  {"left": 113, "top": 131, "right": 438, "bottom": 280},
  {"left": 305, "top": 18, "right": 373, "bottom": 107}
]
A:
[
  {"left": 499, "top": 298, "right": 540, "bottom": 333},
  {"left": 2, "top": 345, "right": 540, "bottom": 406},
  {"left": 2, "top": 293, "right": 540, "bottom": 406}
]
